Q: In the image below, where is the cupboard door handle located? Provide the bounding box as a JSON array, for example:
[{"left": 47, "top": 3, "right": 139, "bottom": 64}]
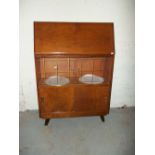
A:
[{"left": 40, "top": 97, "right": 44, "bottom": 104}]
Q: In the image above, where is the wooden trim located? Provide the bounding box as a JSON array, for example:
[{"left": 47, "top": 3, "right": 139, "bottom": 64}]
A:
[
  {"left": 40, "top": 111, "right": 109, "bottom": 119},
  {"left": 35, "top": 53, "right": 115, "bottom": 58}
]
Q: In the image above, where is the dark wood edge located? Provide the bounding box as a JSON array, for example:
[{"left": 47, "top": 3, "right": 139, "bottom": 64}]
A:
[
  {"left": 107, "top": 56, "right": 115, "bottom": 112},
  {"left": 34, "top": 21, "right": 114, "bottom": 25}
]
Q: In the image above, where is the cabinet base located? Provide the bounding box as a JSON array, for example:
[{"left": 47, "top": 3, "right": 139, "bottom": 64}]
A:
[{"left": 44, "top": 116, "right": 105, "bottom": 126}]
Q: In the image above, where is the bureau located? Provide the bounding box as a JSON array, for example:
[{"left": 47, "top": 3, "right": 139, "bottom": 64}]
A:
[{"left": 34, "top": 22, "right": 115, "bottom": 125}]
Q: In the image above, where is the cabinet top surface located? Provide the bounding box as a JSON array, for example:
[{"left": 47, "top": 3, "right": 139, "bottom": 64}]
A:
[{"left": 34, "top": 22, "right": 115, "bottom": 56}]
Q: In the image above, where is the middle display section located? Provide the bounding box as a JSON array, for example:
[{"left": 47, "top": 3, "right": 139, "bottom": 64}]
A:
[{"left": 36, "top": 57, "right": 112, "bottom": 86}]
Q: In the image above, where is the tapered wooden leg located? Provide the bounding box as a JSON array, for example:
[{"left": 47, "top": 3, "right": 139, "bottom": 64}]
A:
[
  {"left": 100, "top": 116, "right": 105, "bottom": 122},
  {"left": 45, "top": 119, "right": 50, "bottom": 126}
]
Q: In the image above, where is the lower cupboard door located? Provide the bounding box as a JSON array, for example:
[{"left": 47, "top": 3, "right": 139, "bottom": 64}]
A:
[
  {"left": 72, "top": 85, "right": 110, "bottom": 113},
  {"left": 39, "top": 86, "right": 73, "bottom": 113}
]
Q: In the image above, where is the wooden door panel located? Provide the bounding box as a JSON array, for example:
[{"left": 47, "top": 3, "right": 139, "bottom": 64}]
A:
[
  {"left": 73, "top": 86, "right": 95, "bottom": 111},
  {"left": 34, "top": 22, "right": 114, "bottom": 55},
  {"left": 94, "top": 86, "right": 109, "bottom": 112},
  {"left": 39, "top": 86, "right": 73, "bottom": 113},
  {"left": 73, "top": 85, "right": 109, "bottom": 112}
]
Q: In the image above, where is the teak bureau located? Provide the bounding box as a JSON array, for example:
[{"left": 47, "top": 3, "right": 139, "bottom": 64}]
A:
[{"left": 34, "top": 22, "right": 115, "bottom": 125}]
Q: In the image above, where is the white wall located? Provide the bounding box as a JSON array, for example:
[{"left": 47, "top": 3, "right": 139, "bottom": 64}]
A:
[{"left": 19, "top": 0, "right": 135, "bottom": 111}]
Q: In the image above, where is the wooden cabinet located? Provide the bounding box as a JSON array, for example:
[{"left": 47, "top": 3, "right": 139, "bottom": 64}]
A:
[{"left": 34, "top": 22, "right": 115, "bottom": 125}]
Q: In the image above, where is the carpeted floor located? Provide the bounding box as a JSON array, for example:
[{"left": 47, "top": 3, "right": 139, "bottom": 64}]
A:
[{"left": 19, "top": 107, "right": 135, "bottom": 155}]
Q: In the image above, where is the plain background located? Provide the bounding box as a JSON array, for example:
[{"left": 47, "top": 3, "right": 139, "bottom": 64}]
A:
[{"left": 19, "top": 0, "right": 135, "bottom": 111}]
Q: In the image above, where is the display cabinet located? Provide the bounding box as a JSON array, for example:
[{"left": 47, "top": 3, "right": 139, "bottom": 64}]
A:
[{"left": 34, "top": 22, "right": 115, "bottom": 125}]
